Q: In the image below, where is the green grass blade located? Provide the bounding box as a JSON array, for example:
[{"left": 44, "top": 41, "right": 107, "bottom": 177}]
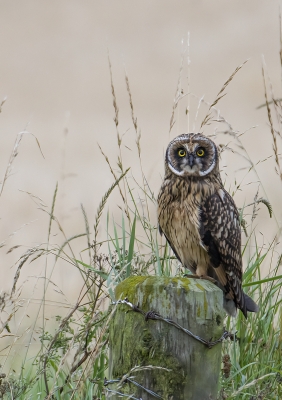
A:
[
  {"left": 126, "top": 214, "right": 136, "bottom": 277},
  {"left": 75, "top": 259, "right": 109, "bottom": 280},
  {"left": 243, "top": 274, "right": 282, "bottom": 287}
]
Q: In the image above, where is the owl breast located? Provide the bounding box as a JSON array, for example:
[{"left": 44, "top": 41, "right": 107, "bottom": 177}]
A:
[{"left": 158, "top": 179, "right": 211, "bottom": 274}]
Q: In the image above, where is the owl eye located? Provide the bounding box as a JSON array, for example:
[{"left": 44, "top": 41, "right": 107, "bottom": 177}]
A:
[
  {"left": 196, "top": 148, "right": 205, "bottom": 157},
  {"left": 178, "top": 148, "right": 186, "bottom": 157}
]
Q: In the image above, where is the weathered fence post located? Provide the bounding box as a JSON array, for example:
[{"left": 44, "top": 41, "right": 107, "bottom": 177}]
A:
[{"left": 108, "top": 276, "right": 225, "bottom": 400}]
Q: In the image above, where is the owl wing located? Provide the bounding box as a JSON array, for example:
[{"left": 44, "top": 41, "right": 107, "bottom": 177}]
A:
[{"left": 200, "top": 189, "right": 246, "bottom": 316}]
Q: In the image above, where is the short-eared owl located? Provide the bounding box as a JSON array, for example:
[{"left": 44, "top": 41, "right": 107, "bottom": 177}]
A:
[{"left": 157, "top": 133, "right": 258, "bottom": 318}]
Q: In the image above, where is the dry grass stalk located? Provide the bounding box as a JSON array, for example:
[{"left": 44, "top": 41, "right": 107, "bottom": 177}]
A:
[
  {"left": 262, "top": 63, "right": 282, "bottom": 180},
  {"left": 125, "top": 70, "right": 142, "bottom": 156},
  {"left": 125, "top": 71, "right": 137, "bottom": 133},
  {"left": 200, "top": 59, "right": 248, "bottom": 128},
  {"left": 169, "top": 52, "right": 187, "bottom": 133},
  {"left": 193, "top": 94, "right": 204, "bottom": 132},
  {"left": 124, "top": 70, "right": 154, "bottom": 237},
  {"left": 0, "top": 96, "right": 7, "bottom": 114},
  {"left": 0, "top": 130, "right": 44, "bottom": 199},
  {"left": 81, "top": 203, "right": 92, "bottom": 263},
  {"left": 98, "top": 144, "right": 130, "bottom": 221},
  {"left": 230, "top": 373, "right": 276, "bottom": 397},
  {"left": 279, "top": 5, "right": 282, "bottom": 77},
  {"left": 11, "top": 247, "right": 43, "bottom": 296},
  {"left": 117, "top": 365, "right": 171, "bottom": 388},
  {"left": 251, "top": 187, "right": 260, "bottom": 223},
  {"left": 186, "top": 32, "right": 191, "bottom": 131},
  {"left": 0, "top": 132, "right": 26, "bottom": 198},
  {"left": 43, "top": 278, "right": 94, "bottom": 396},
  {"left": 108, "top": 56, "right": 119, "bottom": 137},
  {"left": 93, "top": 168, "right": 130, "bottom": 255},
  {"left": 262, "top": 55, "right": 282, "bottom": 139},
  {"left": 125, "top": 70, "right": 142, "bottom": 159},
  {"left": 0, "top": 308, "right": 19, "bottom": 336},
  {"left": 108, "top": 56, "right": 131, "bottom": 221},
  {"left": 193, "top": 93, "right": 260, "bottom": 174},
  {"left": 67, "top": 304, "right": 118, "bottom": 400}
]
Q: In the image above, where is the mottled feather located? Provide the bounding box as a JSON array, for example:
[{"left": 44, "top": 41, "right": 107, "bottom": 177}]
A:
[
  {"left": 158, "top": 133, "right": 258, "bottom": 318},
  {"left": 201, "top": 190, "right": 247, "bottom": 316}
]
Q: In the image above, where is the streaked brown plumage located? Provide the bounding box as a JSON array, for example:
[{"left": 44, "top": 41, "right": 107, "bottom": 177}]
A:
[{"left": 157, "top": 133, "right": 258, "bottom": 318}]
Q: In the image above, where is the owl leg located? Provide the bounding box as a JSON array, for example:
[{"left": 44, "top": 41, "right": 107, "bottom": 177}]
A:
[{"left": 196, "top": 265, "right": 216, "bottom": 283}]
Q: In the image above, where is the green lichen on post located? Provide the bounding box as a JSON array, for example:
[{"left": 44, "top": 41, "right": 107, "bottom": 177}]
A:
[
  {"left": 110, "top": 310, "right": 186, "bottom": 397},
  {"left": 109, "top": 276, "right": 225, "bottom": 399}
]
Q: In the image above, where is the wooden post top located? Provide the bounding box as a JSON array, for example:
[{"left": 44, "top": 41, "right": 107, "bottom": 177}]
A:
[{"left": 115, "top": 275, "right": 225, "bottom": 322}]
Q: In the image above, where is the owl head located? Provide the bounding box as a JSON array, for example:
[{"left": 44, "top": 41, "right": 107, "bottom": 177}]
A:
[{"left": 165, "top": 133, "right": 219, "bottom": 178}]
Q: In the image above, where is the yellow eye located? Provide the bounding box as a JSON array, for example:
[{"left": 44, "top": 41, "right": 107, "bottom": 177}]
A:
[
  {"left": 196, "top": 148, "right": 205, "bottom": 157},
  {"left": 178, "top": 149, "right": 186, "bottom": 157}
]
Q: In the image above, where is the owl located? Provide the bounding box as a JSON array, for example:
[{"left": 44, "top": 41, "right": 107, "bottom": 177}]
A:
[{"left": 157, "top": 133, "right": 258, "bottom": 318}]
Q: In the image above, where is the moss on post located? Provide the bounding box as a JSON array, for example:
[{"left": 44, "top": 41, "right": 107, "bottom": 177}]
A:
[{"left": 109, "top": 276, "right": 225, "bottom": 400}]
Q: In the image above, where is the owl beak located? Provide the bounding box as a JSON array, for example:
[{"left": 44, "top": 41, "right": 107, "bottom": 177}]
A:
[{"left": 188, "top": 154, "right": 194, "bottom": 167}]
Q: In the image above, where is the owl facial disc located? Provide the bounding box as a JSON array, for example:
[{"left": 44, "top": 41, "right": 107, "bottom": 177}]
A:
[{"left": 165, "top": 133, "right": 218, "bottom": 177}]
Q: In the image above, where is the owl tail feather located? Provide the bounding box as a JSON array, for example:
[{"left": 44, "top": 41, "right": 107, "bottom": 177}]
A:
[
  {"left": 223, "top": 293, "right": 259, "bottom": 319},
  {"left": 244, "top": 293, "right": 259, "bottom": 314}
]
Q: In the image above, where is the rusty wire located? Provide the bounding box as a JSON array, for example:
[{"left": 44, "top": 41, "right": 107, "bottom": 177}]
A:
[{"left": 113, "top": 298, "right": 236, "bottom": 349}]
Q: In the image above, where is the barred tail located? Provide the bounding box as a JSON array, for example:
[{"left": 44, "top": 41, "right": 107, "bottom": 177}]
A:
[{"left": 223, "top": 292, "right": 258, "bottom": 319}]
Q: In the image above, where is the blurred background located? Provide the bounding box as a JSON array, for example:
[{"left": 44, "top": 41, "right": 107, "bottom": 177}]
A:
[{"left": 0, "top": 0, "right": 281, "bottom": 361}]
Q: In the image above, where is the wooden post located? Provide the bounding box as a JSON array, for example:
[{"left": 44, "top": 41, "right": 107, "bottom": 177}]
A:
[{"left": 108, "top": 276, "right": 225, "bottom": 400}]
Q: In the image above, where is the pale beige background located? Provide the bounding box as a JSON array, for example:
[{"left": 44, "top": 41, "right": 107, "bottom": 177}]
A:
[{"left": 0, "top": 1, "right": 281, "bottom": 365}]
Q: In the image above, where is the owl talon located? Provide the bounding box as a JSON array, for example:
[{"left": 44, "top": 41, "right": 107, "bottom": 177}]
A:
[
  {"left": 200, "top": 275, "right": 217, "bottom": 283},
  {"left": 183, "top": 273, "right": 201, "bottom": 279}
]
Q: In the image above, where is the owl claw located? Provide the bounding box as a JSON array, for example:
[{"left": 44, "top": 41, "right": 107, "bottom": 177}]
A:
[
  {"left": 183, "top": 273, "right": 200, "bottom": 279},
  {"left": 200, "top": 275, "right": 217, "bottom": 283}
]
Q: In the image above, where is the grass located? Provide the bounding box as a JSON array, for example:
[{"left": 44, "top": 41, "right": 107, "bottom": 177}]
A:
[{"left": 0, "top": 48, "right": 281, "bottom": 400}]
